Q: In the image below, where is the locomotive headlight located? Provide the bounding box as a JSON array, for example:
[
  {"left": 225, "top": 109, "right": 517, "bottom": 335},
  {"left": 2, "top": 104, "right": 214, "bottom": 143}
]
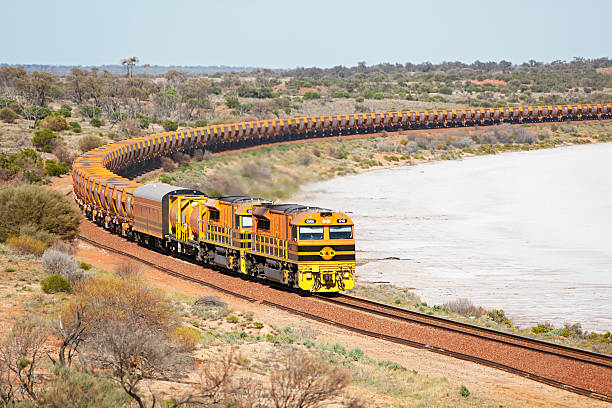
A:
[
  {"left": 343, "top": 272, "right": 350, "bottom": 279},
  {"left": 305, "top": 273, "right": 312, "bottom": 280}
]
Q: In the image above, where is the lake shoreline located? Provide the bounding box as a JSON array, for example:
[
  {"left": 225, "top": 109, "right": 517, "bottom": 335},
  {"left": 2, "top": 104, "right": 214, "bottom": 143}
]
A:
[{"left": 292, "top": 141, "right": 612, "bottom": 333}]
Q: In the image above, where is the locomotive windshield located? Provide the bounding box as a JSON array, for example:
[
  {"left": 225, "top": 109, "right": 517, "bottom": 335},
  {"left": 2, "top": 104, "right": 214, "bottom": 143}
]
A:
[
  {"left": 241, "top": 215, "right": 252, "bottom": 228},
  {"left": 329, "top": 225, "right": 353, "bottom": 239},
  {"left": 299, "top": 226, "right": 324, "bottom": 240}
]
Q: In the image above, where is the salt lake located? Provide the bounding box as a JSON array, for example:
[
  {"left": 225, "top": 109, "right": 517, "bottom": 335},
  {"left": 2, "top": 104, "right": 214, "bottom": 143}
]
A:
[{"left": 292, "top": 143, "right": 612, "bottom": 331}]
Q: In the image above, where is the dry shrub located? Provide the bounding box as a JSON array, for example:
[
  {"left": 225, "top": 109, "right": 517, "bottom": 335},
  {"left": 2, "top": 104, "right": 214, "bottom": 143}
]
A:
[
  {"left": 298, "top": 153, "right": 313, "bottom": 165},
  {"left": 240, "top": 162, "right": 271, "bottom": 180},
  {"left": 451, "top": 136, "right": 475, "bottom": 149},
  {"left": 188, "top": 173, "right": 246, "bottom": 196},
  {"left": 117, "top": 118, "right": 142, "bottom": 139},
  {"left": 78, "top": 135, "right": 105, "bottom": 152},
  {"left": 160, "top": 156, "right": 177, "bottom": 172},
  {"left": 60, "top": 273, "right": 182, "bottom": 407},
  {"left": 172, "top": 151, "right": 190, "bottom": 165},
  {"left": 42, "top": 248, "right": 82, "bottom": 283},
  {"left": 171, "top": 326, "right": 203, "bottom": 351},
  {"left": 39, "top": 114, "right": 69, "bottom": 131},
  {"left": 114, "top": 261, "right": 142, "bottom": 279},
  {"left": 52, "top": 145, "right": 76, "bottom": 165},
  {"left": 311, "top": 146, "right": 321, "bottom": 157},
  {"left": 52, "top": 239, "right": 78, "bottom": 255},
  {"left": 63, "top": 273, "right": 176, "bottom": 334},
  {"left": 194, "top": 295, "right": 227, "bottom": 308},
  {"left": 270, "top": 350, "right": 350, "bottom": 408},
  {"left": 202, "top": 150, "right": 214, "bottom": 161},
  {"left": 7, "top": 235, "right": 47, "bottom": 255},
  {"left": 192, "top": 149, "right": 204, "bottom": 161},
  {"left": 443, "top": 298, "right": 483, "bottom": 317}
]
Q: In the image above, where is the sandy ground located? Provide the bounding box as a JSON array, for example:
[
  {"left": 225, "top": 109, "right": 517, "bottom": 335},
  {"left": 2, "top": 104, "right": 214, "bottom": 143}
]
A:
[{"left": 74, "top": 239, "right": 609, "bottom": 407}]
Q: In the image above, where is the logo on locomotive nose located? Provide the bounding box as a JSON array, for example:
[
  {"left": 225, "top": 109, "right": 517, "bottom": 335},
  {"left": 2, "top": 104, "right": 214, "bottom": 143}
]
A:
[{"left": 319, "top": 246, "right": 335, "bottom": 260}]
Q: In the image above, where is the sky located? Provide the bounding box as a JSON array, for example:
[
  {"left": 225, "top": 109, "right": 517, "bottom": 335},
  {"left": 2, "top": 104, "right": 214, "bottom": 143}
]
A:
[{"left": 2, "top": 0, "right": 611, "bottom": 68}]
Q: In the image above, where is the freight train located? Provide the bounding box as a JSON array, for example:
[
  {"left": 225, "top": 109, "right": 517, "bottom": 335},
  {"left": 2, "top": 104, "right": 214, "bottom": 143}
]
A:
[{"left": 72, "top": 103, "right": 611, "bottom": 292}]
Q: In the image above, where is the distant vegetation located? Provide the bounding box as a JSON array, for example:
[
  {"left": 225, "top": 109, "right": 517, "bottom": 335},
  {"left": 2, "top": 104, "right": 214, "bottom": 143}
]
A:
[
  {"left": 146, "top": 121, "right": 612, "bottom": 200},
  {"left": 0, "top": 57, "right": 610, "bottom": 187}
]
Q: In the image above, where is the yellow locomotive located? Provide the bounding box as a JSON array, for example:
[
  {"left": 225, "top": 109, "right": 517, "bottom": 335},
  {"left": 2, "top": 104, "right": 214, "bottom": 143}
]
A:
[{"left": 163, "top": 192, "right": 355, "bottom": 292}]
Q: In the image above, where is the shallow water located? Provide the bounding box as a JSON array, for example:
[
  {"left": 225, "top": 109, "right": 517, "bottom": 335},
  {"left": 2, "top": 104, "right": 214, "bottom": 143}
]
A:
[{"left": 292, "top": 143, "right": 612, "bottom": 331}]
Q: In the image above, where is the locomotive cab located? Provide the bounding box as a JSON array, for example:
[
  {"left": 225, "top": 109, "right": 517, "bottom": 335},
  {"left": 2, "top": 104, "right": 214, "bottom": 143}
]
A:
[{"left": 291, "top": 210, "right": 356, "bottom": 292}]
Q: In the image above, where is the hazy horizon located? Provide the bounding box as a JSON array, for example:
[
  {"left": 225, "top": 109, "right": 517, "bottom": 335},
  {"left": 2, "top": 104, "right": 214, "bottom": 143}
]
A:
[{"left": 3, "top": 0, "right": 610, "bottom": 69}]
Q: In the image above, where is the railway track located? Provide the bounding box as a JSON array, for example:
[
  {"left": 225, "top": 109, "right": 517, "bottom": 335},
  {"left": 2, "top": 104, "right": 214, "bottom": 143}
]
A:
[
  {"left": 317, "top": 294, "right": 612, "bottom": 368},
  {"left": 77, "top": 231, "right": 612, "bottom": 402}
]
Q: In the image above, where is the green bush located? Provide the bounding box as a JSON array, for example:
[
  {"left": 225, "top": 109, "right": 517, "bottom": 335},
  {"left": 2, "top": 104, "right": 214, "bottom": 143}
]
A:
[
  {"left": 19, "top": 223, "right": 55, "bottom": 247},
  {"left": 171, "top": 326, "right": 203, "bottom": 351},
  {"left": 41, "top": 273, "right": 72, "bottom": 293},
  {"left": 44, "top": 159, "right": 70, "bottom": 176},
  {"left": 303, "top": 90, "right": 320, "bottom": 100},
  {"left": 138, "top": 117, "right": 150, "bottom": 129},
  {"left": 531, "top": 323, "right": 553, "bottom": 334},
  {"left": 79, "top": 261, "right": 92, "bottom": 270},
  {"left": 0, "top": 184, "right": 80, "bottom": 241},
  {"left": 39, "top": 366, "right": 127, "bottom": 408},
  {"left": 347, "top": 348, "right": 364, "bottom": 361},
  {"left": 90, "top": 117, "right": 104, "bottom": 128},
  {"left": 69, "top": 121, "right": 82, "bottom": 133},
  {"left": 0, "top": 149, "right": 44, "bottom": 183},
  {"left": 56, "top": 107, "right": 71, "bottom": 117},
  {"left": 460, "top": 385, "right": 470, "bottom": 398},
  {"left": 193, "top": 119, "right": 208, "bottom": 127},
  {"left": 163, "top": 119, "right": 179, "bottom": 131},
  {"left": 0, "top": 107, "right": 18, "bottom": 123},
  {"left": 378, "top": 360, "right": 407, "bottom": 371},
  {"left": 32, "top": 128, "right": 61, "bottom": 152},
  {"left": 355, "top": 96, "right": 364, "bottom": 103}
]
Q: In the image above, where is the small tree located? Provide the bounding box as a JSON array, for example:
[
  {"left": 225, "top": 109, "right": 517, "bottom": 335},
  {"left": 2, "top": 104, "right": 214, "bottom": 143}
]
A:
[
  {"left": 302, "top": 91, "right": 320, "bottom": 100},
  {"left": 79, "top": 105, "right": 100, "bottom": 119},
  {"left": 22, "top": 105, "right": 51, "bottom": 128},
  {"left": 0, "top": 317, "right": 48, "bottom": 404},
  {"left": 121, "top": 57, "right": 139, "bottom": 78}
]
